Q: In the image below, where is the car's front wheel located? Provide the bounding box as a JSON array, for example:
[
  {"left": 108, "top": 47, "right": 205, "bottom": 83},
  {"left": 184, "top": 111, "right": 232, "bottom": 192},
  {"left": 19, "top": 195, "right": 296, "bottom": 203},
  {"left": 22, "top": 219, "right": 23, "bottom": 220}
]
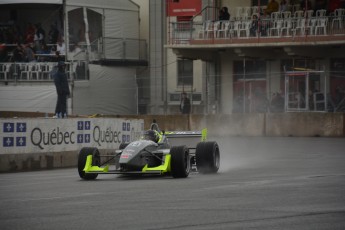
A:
[
  {"left": 170, "top": 146, "right": 190, "bottom": 178},
  {"left": 78, "top": 147, "right": 100, "bottom": 180}
]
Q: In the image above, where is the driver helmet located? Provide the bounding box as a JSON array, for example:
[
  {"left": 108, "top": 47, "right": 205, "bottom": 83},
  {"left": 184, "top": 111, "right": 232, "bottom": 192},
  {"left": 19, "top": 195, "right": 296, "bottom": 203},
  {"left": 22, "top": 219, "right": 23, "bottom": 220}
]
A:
[{"left": 143, "top": 130, "right": 159, "bottom": 143}]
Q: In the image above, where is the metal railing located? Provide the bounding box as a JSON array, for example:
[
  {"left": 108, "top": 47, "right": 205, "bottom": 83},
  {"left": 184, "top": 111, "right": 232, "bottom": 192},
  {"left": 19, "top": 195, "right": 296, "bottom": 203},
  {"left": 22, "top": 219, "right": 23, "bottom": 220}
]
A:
[
  {"left": 101, "top": 37, "right": 147, "bottom": 61},
  {"left": 0, "top": 61, "right": 88, "bottom": 82},
  {"left": 169, "top": 15, "right": 345, "bottom": 45}
]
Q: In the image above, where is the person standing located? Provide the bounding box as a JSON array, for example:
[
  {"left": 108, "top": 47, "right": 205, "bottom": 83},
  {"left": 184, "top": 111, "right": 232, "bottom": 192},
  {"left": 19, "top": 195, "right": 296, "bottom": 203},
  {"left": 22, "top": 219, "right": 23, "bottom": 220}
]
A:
[
  {"left": 265, "top": 0, "right": 279, "bottom": 15},
  {"left": 53, "top": 61, "right": 70, "bottom": 118},
  {"left": 219, "top": 6, "right": 230, "bottom": 20},
  {"left": 180, "top": 92, "right": 191, "bottom": 114}
]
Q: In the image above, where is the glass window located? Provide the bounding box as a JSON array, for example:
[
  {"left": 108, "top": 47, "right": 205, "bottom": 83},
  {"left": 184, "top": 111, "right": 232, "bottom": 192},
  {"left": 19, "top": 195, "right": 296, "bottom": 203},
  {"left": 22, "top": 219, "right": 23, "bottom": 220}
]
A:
[
  {"left": 233, "top": 60, "right": 266, "bottom": 81},
  {"left": 177, "top": 59, "right": 193, "bottom": 86}
]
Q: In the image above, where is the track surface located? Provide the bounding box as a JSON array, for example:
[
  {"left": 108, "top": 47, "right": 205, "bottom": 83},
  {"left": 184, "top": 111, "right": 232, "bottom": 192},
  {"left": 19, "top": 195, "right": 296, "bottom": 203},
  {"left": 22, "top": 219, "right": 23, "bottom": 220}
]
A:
[{"left": 1, "top": 137, "right": 345, "bottom": 230}]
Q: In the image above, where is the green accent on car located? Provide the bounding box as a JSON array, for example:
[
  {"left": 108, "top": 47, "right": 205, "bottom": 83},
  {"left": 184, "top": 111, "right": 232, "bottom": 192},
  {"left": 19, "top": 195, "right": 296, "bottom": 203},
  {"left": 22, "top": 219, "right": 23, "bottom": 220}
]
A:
[
  {"left": 201, "top": 128, "right": 207, "bottom": 141},
  {"left": 142, "top": 154, "right": 171, "bottom": 173},
  {"left": 83, "top": 155, "right": 109, "bottom": 173}
]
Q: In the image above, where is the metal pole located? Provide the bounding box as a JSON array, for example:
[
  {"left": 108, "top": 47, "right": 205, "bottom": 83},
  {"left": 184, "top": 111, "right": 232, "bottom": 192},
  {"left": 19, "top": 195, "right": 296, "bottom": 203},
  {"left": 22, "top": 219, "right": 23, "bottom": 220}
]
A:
[{"left": 243, "top": 56, "right": 246, "bottom": 113}]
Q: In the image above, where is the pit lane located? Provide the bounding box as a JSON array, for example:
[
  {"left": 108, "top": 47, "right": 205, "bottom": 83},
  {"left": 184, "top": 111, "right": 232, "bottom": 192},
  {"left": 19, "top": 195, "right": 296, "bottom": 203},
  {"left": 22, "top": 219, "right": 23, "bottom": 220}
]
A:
[{"left": 0, "top": 137, "right": 344, "bottom": 230}]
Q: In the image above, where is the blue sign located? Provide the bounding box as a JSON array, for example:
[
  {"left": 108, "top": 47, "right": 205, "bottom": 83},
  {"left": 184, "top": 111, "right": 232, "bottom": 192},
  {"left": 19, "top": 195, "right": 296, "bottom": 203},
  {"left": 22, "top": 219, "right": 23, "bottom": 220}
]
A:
[
  {"left": 77, "top": 134, "right": 84, "bottom": 143},
  {"left": 16, "top": 137, "right": 26, "bottom": 147},
  {"left": 85, "top": 121, "right": 91, "bottom": 130},
  {"left": 16, "top": 123, "right": 27, "bottom": 132},
  {"left": 85, "top": 134, "right": 90, "bottom": 143},
  {"left": 3, "top": 123, "right": 14, "bottom": 132},
  {"left": 3, "top": 137, "right": 14, "bottom": 147},
  {"left": 77, "top": 121, "right": 84, "bottom": 130}
]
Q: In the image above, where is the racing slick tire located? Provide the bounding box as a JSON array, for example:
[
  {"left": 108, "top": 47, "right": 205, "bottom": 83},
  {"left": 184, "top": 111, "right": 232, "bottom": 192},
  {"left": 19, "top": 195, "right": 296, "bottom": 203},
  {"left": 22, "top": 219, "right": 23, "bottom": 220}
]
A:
[
  {"left": 170, "top": 146, "right": 190, "bottom": 178},
  {"left": 195, "top": 141, "right": 220, "bottom": 174},
  {"left": 78, "top": 147, "right": 100, "bottom": 180}
]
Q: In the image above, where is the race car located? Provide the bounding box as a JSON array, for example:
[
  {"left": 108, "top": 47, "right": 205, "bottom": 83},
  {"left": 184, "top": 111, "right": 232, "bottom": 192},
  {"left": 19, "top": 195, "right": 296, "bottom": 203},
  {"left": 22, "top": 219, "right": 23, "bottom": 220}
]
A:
[{"left": 77, "top": 122, "right": 220, "bottom": 179}]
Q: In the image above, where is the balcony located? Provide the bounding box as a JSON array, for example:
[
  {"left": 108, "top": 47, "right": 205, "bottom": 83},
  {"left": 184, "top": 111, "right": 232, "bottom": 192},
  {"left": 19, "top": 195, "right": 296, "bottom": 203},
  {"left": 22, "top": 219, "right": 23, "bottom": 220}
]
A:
[{"left": 168, "top": 12, "right": 345, "bottom": 49}]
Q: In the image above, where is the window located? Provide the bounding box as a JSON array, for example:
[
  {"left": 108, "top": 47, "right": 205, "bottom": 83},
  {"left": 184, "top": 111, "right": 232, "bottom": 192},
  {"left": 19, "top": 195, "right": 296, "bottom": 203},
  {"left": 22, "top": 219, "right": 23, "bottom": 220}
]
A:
[
  {"left": 233, "top": 60, "right": 266, "bottom": 81},
  {"left": 177, "top": 59, "right": 193, "bottom": 86}
]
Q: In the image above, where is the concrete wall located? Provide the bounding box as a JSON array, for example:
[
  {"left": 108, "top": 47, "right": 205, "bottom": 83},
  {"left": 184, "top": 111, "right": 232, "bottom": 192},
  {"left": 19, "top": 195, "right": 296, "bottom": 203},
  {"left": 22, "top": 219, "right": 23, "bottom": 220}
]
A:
[
  {"left": 265, "top": 113, "right": 345, "bottom": 137},
  {"left": 138, "top": 113, "right": 345, "bottom": 137}
]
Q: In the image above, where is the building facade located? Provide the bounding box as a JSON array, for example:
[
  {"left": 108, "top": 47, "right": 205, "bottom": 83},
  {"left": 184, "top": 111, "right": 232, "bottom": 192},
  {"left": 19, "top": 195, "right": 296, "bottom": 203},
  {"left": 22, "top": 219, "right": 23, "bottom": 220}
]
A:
[{"left": 163, "top": 0, "right": 345, "bottom": 114}]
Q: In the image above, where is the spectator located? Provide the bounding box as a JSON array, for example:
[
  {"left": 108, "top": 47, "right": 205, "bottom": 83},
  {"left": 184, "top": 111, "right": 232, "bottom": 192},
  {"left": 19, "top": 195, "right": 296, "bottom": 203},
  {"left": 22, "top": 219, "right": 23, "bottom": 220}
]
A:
[
  {"left": 219, "top": 6, "right": 230, "bottom": 20},
  {"left": 250, "top": 14, "right": 259, "bottom": 36},
  {"left": 34, "top": 23, "right": 45, "bottom": 51},
  {"left": 24, "top": 22, "right": 35, "bottom": 44},
  {"left": 11, "top": 43, "right": 25, "bottom": 62},
  {"left": 279, "top": 0, "right": 289, "bottom": 12},
  {"left": 270, "top": 91, "right": 284, "bottom": 112},
  {"left": 22, "top": 43, "right": 36, "bottom": 62},
  {"left": 314, "top": 0, "right": 327, "bottom": 12},
  {"left": 0, "top": 43, "right": 7, "bottom": 62},
  {"left": 56, "top": 38, "right": 66, "bottom": 56},
  {"left": 329, "top": 0, "right": 342, "bottom": 14},
  {"left": 265, "top": 0, "right": 279, "bottom": 15},
  {"left": 180, "top": 92, "right": 191, "bottom": 114},
  {"left": 300, "top": 0, "right": 312, "bottom": 11},
  {"left": 259, "top": 10, "right": 270, "bottom": 36},
  {"left": 48, "top": 24, "right": 59, "bottom": 44},
  {"left": 53, "top": 61, "right": 70, "bottom": 118}
]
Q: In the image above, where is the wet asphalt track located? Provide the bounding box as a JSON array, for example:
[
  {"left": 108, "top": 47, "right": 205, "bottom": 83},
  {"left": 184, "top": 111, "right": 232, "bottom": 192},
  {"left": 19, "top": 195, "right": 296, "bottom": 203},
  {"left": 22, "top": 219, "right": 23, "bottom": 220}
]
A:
[{"left": 0, "top": 137, "right": 345, "bottom": 230}]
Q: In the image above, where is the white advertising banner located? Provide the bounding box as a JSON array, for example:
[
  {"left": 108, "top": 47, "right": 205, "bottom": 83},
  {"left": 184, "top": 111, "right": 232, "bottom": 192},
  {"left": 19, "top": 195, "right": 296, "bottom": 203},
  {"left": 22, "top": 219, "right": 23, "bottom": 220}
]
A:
[{"left": 0, "top": 118, "right": 144, "bottom": 154}]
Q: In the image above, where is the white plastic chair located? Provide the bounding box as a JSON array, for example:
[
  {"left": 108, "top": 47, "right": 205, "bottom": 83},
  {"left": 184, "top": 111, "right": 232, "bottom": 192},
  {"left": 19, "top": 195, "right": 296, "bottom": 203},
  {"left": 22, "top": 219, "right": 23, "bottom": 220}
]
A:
[
  {"left": 42, "top": 63, "right": 54, "bottom": 80},
  {"left": 294, "top": 18, "right": 307, "bottom": 36},
  {"left": 332, "top": 8, "right": 345, "bottom": 30},
  {"left": 251, "top": 6, "right": 259, "bottom": 15},
  {"left": 0, "top": 63, "right": 10, "bottom": 80},
  {"left": 315, "top": 17, "right": 328, "bottom": 35},
  {"left": 20, "top": 64, "right": 30, "bottom": 80},
  {"left": 217, "top": 21, "right": 231, "bottom": 38},
  {"left": 281, "top": 18, "right": 293, "bottom": 36},
  {"left": 316, "top": 9, "right": 326, "bottom": 17},
  {"left": 294, "top": 10, "right": 304, "bottom": 18},
  {"left": 238, "top": 20, "right": 251, "bottom": 38},
  {"left": 281, "top": 11, "right": 291, "bottom": 19},
  {"left": 212, "top": 21, "right": 221, "bottom": 38},
  {"left": 229, "top": 21, "right": 241, "bottom": 38},
  {"left": 271, "top": 12, "right": 282, "bottom": 20},
  {"left": 198, "top": 21, "right": 211, "bottom": 39},
  {"left": 235, "top": 7, "right": 244, "bottom": 20},
  {"left": 304, "top": 10, "right": 314, "bottom": 18},
  {"left": 31, "top": 64, "right": 42, "bottom": 80},
  {"left": 269, "top": 19, "right": 284, "bottom": 36},
  {"left": 306, "top": 18, "right": 317, "bottom": 35}
]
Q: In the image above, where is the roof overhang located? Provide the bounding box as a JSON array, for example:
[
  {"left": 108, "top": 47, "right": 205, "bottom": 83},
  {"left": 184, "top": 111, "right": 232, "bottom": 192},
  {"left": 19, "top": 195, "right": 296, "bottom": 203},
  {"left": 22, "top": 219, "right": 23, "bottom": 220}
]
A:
[{"left": 0, "top": 0, "right": 62, "bottom": 4}]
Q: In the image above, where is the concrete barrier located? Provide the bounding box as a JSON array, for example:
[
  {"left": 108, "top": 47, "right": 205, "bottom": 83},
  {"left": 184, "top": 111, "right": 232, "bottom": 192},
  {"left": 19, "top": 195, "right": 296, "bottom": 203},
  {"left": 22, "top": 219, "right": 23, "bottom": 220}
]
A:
[
  {"left": 265, "top": 113, "right": 345, "bottom": 137},
  {"left": 0, "top": 112, "right": 344, "bottom": 172}
]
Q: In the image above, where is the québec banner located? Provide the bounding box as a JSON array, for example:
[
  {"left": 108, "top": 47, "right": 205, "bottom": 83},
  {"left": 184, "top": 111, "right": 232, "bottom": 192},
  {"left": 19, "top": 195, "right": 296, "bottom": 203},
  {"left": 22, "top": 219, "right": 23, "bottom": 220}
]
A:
[{"left": 0, "top": 118, "right": 144, "bottom": 154}]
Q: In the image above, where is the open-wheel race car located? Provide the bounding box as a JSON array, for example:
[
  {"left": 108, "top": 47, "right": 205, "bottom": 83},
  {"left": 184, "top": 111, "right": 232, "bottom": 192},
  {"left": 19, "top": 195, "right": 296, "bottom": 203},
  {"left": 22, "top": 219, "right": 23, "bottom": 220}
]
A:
[{"left": 78, "top": 122, "right": 220, "bottom": 179}]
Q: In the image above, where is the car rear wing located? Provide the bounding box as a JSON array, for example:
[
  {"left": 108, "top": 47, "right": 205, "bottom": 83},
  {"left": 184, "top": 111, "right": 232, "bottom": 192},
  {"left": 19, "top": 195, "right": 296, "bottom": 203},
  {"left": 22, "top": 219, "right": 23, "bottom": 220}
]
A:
[{"left": 164, "top": 128, "right": 207, "bottom": 148}]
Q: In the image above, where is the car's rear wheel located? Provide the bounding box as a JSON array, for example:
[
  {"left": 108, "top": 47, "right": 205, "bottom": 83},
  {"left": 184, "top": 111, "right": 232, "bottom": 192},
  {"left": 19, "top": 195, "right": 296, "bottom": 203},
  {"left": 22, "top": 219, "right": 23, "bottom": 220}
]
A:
[
  {"left": 170, "top": 146, "right": 190, "bottom": 178},
  {"left": 78, "top": 147, "right": 100, "bottom": 180},
  {"left": 195, "top": 141, "right": 220, "bottom": 174}
]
